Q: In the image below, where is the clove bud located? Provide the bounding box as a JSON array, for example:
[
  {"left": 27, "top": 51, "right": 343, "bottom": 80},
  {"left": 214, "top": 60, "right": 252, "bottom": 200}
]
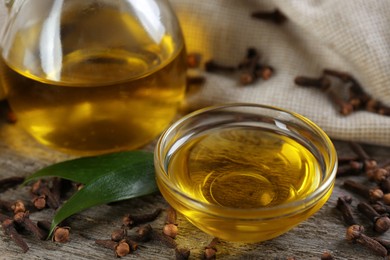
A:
[
  {"left": 203, "top": 237, "right": 219, "bottom": 260},
  {"left": 52, "top": 226, "right": 70, "bottom": 243},
  {"left": 357, "top": 202, "right": 390, "bottom": 233},
  {"left": 345, "top": 225, "right": 387, "bottom": 257}
]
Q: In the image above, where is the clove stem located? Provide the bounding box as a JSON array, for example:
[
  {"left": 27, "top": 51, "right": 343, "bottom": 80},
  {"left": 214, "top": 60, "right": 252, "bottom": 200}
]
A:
[{"left": 336, "top": 196, "right": 357, "bottom": 226}]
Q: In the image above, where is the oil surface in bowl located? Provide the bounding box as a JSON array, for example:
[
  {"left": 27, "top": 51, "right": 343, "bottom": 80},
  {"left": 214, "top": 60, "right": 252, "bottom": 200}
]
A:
[{"left": 167, "top": 126, "right": 321, "bottom": 210}]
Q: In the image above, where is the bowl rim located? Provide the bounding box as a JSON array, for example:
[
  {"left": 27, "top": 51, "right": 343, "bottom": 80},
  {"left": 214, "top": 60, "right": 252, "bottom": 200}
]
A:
[{"left": 154, "top": 103, "right": 338, "bottom": 219}]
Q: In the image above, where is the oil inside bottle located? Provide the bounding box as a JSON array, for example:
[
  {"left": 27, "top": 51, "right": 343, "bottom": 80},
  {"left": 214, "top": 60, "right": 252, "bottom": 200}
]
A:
[
  {"left": 0, "top": 3, "right": 186, "bottom": 155},
  {"left": 167, "top": 126, "right": 321, "bottom": 210}
]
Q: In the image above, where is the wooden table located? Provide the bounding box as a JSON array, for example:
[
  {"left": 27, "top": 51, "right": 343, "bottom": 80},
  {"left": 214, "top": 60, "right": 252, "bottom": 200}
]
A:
[{"left": 1, "top": 118, "right": 389, "bottom": 260}]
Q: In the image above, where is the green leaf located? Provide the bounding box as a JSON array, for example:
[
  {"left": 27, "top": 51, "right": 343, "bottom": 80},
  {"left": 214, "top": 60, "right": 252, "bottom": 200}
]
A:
[
  {"left": 23, "top": 150, "right": 158, "bottom": 237},
  {"left": 23, "top": 150, "right": 154, "bottom": 185},
  {"left": 48, "top": 157, "right": 157, "bottom": 236}
]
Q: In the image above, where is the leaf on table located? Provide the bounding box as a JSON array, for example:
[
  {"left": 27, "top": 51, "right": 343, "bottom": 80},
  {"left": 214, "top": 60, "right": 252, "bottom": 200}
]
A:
[
  {"left": 23, "top": 150, "right": 158, "bottom": 237},
  {"left": 23, "top": 150, "right": 154, "bottom": 184},
  {"left": 48, "top": 158, "right": 157, "bottom": 236}
]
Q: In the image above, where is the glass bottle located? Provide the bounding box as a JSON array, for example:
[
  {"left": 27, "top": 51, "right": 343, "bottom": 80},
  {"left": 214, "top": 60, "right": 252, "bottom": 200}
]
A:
[{"left": 0, "top": 0, "right": 187, "bottom": 155}]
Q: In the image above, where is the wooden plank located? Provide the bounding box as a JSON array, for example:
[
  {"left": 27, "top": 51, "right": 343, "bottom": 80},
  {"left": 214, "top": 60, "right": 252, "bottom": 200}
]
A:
[{"left": 1, "top": 121, "right": 389, "bottom": 259}]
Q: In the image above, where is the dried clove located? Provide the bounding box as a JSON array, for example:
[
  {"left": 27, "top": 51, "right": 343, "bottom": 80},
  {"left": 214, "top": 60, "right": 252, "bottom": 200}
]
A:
[
  {"left": 95, "top": 239, "right": 118, "bottom": 250},
  {"left": 294, "top": 75, "right": 353, "bottom": 115},
  {"left": 111, "top": 228, "right": 127, "bottom": 242},
  {"left": 163, "top": 223, "right": 178, "bottom": 239},
  {"left": 122, "top": 208, "right": 162, "bottom": 228},
  {"left": 187, "top": 53, "right": 202, "bottom": 68},
  {"left": 336, "top": 160, "right": 364, "bottom": 177},
  {"left": 345, "top": 225, "right": 387, "bottom": 257},
  {"left": 96, "top": 239, "right": 131, "bottom": 257},
  {"left": 349, "top": 86, "right": 371, "bottom": 111},
  {"left": 365, "top": 98, "right": 381, "bottom": 113},
  {"left": 30, "top": 180, "right": 60, "bottom": 209},
  {"left": 251, "top": 9, "right": 287, "bottom": 24},
  {"left": 204, "top": 60, "right": 236, "bottom": 73},
  {"left": 294, "top": 76, "right": 331, "bottom": 90},
  {"left": 115, "top": 239, "right": 131, "bottom": 257},
  {"left": 367, "top": 168, "right": 389, "bottom": 183},
  {"left": 338, "top": 156, "right": 360, "bottom": 164},
  {"left": 11, "top": 200, "right": 26, "bottom": 214},
  {"left": 323, "top": 69, "right": 351, "bottom": 82},
  {"left": 348, "top": 142, "right": 377, "bottom": 172},
  {"left": 325, "top": 88, "right": 354, "bottom": 115},
  {"left": 123, "top": 238, "right": 138, "bottom": 252},
  {"left": 297, "top": 69, "right": 390, "bottom": 117},
  {"left": 239, "top": 48, "right": 260, "bottom": 85},
  {"left": 13, "top": 211, "right": 46, "bottom": 240},
  {"left": 1, "top": 200, "right": 32, "bottom": 215},
  {"left": 373, "top": 237, "right": 390, "bottom": 252},
  {"left": 135, "top": 224, "right": 154, "bottom": 242},
  {"left": 372, "top": 202, "right": 390, "bottom": 215},
  {"left": 165, "top": 206, "right": 177, "bottom": 225},
  {"left": 343, "top": 180, "right": 383, "bottom": 202},
  {"left": 380, "top": 178, "right": 390, "bottom": 193},
  {"left": 32, "top": 195, "right": 47, "bottom": 210},
  {"left": 204, "top": 237, "right": 219, "bottom": 260},
  {"left": 164, "top": 206, "right": 178, "bottom": 238},
  {"left": 36, "top": 220, "right": 52, "bottom": 233},
  {"left": 320, "top": 251, "right": 334, "bottom": 260},
  {"left": 52, "top": 226, "right": 70, "bottom": 243},
  {"left": 377, "top": 104, "right": 390, "bottom": 116},
  {"left": 336, "top": 196, "right": 357, "bottom": 226},
  {"left": 255, "top": 65, "right": 274, "bottom": 80},
  {"left": 1, "top": 218, "right": 29, "bottom": 253},
  {"left": 238, "top": 48, "right": 258, "bottom": 68},
  {"left": 206, "top": 48, "right": 274, "bottom": 85},
  {"left": 238, "top": 48, "right": 275, "bottom": 85},
  {"left": 134, "top": 224, "right": 177, "bottom": 248},
  {"left": 357, "top": 202, "right": 390, "bottom": 233},
  {"left": 383, "top": 193, "right": 390, "bottom": 205},
  {"left": 345, "top": 75, "right": 390, "bottom": 115}
]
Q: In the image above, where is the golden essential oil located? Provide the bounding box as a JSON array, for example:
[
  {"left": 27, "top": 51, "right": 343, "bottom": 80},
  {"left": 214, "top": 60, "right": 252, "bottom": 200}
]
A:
[
  {"left": 1, "top": 4, "right": 186, "bottom": 155},
  {"left": 162, "top": 125, "right": 325, "bottom": 241},
  {"left": 168, "top": 126, "right": 321, "bottom": 209}
]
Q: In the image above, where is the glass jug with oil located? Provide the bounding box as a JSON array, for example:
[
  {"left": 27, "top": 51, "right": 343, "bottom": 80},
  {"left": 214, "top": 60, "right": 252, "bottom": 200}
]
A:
[{"left": 0, "top": 0, "right": 186, "bottom": 155}]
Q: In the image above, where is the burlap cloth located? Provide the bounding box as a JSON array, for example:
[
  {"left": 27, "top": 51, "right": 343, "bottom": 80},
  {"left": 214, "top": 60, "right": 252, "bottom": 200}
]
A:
[
  {"left": 169, "top": 0, "right": 390, "bottom": 147},
  {"left": 1, "top": 1, "right": 390, "bottom": 146}
]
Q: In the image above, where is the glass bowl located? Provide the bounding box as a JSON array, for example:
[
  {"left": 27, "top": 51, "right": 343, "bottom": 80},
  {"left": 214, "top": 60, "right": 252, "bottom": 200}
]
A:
[{"left": 154, "top": 103, "right": 337, "bottom": 243}]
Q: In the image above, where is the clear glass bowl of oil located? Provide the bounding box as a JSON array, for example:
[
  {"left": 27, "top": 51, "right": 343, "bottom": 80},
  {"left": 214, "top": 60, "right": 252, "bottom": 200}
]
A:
[
  {"left": 155, "top": 103, "right": 338, "bottom": 243},
  {"left": 0, "top": 0, "right": 186, "bottom": 155}
]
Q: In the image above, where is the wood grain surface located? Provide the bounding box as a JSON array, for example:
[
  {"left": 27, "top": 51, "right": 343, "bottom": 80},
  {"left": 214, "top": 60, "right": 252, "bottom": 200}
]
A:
[{"left": 1, "top": 119, "right": 389, "bottom": 260}]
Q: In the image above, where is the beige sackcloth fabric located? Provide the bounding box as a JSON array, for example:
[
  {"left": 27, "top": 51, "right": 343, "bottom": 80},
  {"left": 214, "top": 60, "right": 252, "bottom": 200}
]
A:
[
  {"left": 169, "top": 0, "right": 390, "bottom": 147},
  {"left": 1, "top": 1, "right": 390, "bottom": 146}
]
